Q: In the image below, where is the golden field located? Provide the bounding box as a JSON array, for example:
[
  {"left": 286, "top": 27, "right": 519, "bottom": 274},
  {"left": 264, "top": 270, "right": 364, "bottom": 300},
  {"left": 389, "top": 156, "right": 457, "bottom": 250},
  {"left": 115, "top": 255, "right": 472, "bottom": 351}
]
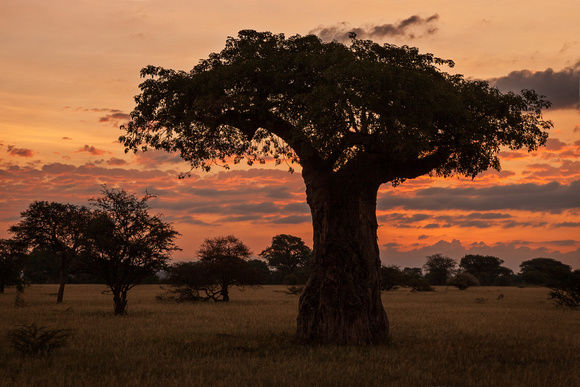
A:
[{"left": 0, "top": 284, "right": 578, "bottom": 387}]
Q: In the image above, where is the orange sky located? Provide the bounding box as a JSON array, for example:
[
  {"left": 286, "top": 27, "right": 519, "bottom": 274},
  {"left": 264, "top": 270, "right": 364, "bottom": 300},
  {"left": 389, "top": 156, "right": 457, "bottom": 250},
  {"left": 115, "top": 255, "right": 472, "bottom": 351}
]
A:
[{"left": 1, "top": 0, "right": 579, "bottom": 270}]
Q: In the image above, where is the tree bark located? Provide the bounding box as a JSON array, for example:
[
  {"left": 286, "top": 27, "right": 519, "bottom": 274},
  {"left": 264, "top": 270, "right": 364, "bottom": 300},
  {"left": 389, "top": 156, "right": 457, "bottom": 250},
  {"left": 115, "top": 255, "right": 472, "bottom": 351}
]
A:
[
  {"left": 56, "top": 266, "right": 66, "bottom": 304},
  {"left": 296, "top": 171, "right": 389, "bottom": 345},
  {"left": 113, "top": 289, "right": 128, "bottom": 315}
]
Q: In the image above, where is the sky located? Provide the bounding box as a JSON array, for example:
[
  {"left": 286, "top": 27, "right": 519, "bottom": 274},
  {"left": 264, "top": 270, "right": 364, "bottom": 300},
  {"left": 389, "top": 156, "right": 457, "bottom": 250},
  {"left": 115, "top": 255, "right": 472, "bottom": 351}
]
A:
[{"left": 1, "top": 0, "right": 579, "bottom": 271}]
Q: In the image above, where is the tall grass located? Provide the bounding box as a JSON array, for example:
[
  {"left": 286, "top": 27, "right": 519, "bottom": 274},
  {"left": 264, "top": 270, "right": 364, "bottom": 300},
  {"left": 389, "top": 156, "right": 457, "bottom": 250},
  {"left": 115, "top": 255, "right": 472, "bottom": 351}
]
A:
[{"left": 0, "top": 285, "right": 578, "bottom": 386}]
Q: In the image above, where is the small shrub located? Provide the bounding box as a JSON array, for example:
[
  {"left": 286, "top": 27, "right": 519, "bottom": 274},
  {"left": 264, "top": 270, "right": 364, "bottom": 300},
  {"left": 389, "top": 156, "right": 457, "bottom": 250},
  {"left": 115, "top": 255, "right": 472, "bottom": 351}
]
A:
[
  {"left": 284, "top": 285, "right": 304, "bottom": 295},
  {"left": 548, "top": 271, "right": 580, "bottom": 309},
  {"left": 8, "top": 323, "right": 73, "bottom": 357},
  {"left": 407, "top": 278, "right": 434, "bottom": 292},
  {"left": 447, "top": 272, "right": 480, "bottom": 290},
  {"left": 475, "top": 298, "right": 488, "bottom": 304}
]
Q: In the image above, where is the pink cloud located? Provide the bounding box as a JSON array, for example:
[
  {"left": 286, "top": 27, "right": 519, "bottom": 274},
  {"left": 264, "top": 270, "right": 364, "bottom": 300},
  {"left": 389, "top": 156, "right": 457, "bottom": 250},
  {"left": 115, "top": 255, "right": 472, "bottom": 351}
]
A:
[
  {"left": 76, "top": 145, "right": 108, "bottom": 156},
  {"left": 7, "top": 145, "right": 35, "bottom": 157}
]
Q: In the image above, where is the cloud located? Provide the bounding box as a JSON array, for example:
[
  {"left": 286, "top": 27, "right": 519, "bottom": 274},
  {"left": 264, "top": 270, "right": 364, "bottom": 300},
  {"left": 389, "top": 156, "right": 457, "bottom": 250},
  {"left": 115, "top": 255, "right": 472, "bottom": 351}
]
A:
[
  {"left": 99, "top": 109, "right": 130, "bottom": 124},
  {"left": 6, "top": 145, "right": 34, "bottom": 157},
  {"left": 106, "top": 158, "right": 127, "bottom": 166},
  {"left": 378, "top": 180, "right": 580, "bottom": 213},
  {"left": 310, "top": 14, "right": 439, "bottom": 43},
  {"left": 76, "top": 145, "right": 108, "bottom": 156},
  {"left": 62, "top": 137, "right": 72, "bottom": 140},
  {"left": 489, "top": 62, "right": 580, "bottom": 110}
]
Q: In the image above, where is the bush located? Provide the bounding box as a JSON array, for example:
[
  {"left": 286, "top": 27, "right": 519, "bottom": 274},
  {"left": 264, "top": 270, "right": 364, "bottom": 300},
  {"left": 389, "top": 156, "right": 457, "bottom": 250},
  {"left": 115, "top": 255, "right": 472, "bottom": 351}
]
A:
[
  {"left": 407, "top": 278, "right": 434, "bottom": 292},
  {"left": 447, "top": 272, "right": 480, "bottom": 290},
  {"left": 8, "top": 323, "right": 73, "bottom": 357},
  {"left": 548, "top": 271, "right": 580, "bottom": 309}
]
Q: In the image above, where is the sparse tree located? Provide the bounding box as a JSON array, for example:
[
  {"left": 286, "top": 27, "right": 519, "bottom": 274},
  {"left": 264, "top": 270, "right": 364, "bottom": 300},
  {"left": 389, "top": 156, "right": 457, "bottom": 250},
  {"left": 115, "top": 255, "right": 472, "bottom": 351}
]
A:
[
  {"left": 9, "top": 201, "right": 89, "bottom": 303},
  {"left": 81, "top": 187, "right": 180, "bottom": 315},
  {"left": 424, "top": 254, "right": 457, "bottom": 286},
  {"left": 259, "top": 234, "right": 311, "bottom": 283},
  {"left": 0, "top": 238, "right": 27, "bottom": 293},
  {"left": 195, "top": 235, "right": 259, "bottom": 302},
  {"left": 120, "top": 30, "right": 551, "bottom": 344},
  {"left": 459, "top": 254, "right": 513, "bottom": 286}
]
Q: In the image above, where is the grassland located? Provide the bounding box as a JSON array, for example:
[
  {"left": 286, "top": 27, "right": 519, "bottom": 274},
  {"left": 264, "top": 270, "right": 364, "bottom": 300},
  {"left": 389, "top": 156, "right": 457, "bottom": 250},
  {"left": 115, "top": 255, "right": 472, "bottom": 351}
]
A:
[{"left": 0, "top": 284, "right": 578, "bottom": 386}]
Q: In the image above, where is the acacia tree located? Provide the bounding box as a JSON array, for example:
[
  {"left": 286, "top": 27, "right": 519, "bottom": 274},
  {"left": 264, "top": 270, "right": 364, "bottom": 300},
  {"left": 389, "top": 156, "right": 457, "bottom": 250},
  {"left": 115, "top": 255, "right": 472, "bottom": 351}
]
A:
[
  {"left": 459, "top": 254, "right": 513, "bottom": 286},
  {"left": 423, "top": 254, "right": 457, "bottom": 285},
  {"left": 259, "top": 234, "right": 311, "bottom": 282},
  {"left": 82, "top": 187, "right": 180, "bottom": 315},
  {"left": 120, "top": 30, "right": 551, "bottom": 344},
  {"left": 9, "top": 201, "right": 89, "bottom": 303},
  {"left": 196, "top": 235, "right": 255, "bottom": 302}
]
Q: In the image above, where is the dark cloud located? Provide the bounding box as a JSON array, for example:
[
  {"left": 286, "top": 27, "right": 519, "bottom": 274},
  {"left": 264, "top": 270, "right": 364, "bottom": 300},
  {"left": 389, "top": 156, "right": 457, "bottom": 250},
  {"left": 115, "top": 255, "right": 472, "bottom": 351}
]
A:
[
  {"left": 554, "top": 222, "right": 580, "bottom": 228},
  {"left": 489, "top": 62, "right": 580, "bottom": 110},
  {"left": 378, "top": 180, "right": 580, "bottom": 213},
  {"left": 99, "top": 110, "right": 130, "bottom": 124},
  {"left": 106, "top": 158, "right": 127, "bottom": 166},
  {"left": 76, "top": 145, "right": 108, "bottom": 156},
  {"left": 271, "top": 215, "right": 311, "bottom": 224},
  {"left": 310, "top": 14, "right": 439, "bottom": 43},
  {"left": 545, "top": 138, "right": 567, "bottom": 151},
  {"left": 6, "top": 145, "right": 34, "bottom": 157},
  {"left": 62, "top": 137, "right": 72, "bottom": 140}
]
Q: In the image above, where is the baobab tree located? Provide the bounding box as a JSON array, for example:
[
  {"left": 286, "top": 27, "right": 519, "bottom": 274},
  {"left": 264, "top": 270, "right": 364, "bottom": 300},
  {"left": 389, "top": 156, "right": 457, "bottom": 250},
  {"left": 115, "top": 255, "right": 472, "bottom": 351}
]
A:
[{"left": 120, "top": 30, "right": 551, "bottom": 344}]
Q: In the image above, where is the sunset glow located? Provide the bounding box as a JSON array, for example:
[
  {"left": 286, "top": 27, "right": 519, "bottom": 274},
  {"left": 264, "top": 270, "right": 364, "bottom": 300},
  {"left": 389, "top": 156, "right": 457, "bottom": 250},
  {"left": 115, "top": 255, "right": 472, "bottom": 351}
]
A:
[{"left": 1, "top": 0, "right": 579, "bottom": 270}]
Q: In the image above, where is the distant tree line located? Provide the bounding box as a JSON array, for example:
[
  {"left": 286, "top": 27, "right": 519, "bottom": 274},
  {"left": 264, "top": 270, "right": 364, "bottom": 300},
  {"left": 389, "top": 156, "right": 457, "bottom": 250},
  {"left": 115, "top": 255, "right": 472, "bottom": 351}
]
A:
[
  {"left": 0, "top": 189, "right": 312, "bottom": 311},
  {"left": 381, "top": 253, "right": 578, "bottom": 293}
]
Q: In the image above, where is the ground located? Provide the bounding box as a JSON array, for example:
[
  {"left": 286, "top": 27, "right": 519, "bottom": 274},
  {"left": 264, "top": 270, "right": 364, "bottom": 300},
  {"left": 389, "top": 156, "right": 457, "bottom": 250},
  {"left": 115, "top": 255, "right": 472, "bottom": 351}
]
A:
[{"left": 0, "top": 284, "right": 578, "bottom": 386}]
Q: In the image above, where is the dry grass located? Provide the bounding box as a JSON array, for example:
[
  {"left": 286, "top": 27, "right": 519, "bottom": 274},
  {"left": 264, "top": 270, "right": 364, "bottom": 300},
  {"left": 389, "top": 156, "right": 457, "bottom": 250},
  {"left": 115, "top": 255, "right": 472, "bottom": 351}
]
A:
[{"left": 0, "top": 285, "right": 578, "bottom": 386}]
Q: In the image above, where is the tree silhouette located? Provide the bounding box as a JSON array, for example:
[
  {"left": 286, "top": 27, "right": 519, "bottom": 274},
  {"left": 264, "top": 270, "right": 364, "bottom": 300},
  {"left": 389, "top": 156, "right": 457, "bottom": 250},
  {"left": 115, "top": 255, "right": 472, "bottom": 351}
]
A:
[
  {"left": 459, "top": 254, "right": 513, "bottom": 286},
  {"left": 9, "top": 201, "right": 89, "bottom": 303},
  {"left": 120, "top": 30, "right": 552, "bottom": 344},
  {"left": 81, "top": 187, "right": 180, "bottom": 315},
  {"left": 259, "top": 234, "right": 311, "bottom": 283},
  {"left": 423, "top": 254, "right": 457, "bottom": 285},
  {"left": 0, "top": 238, "right": 27, "bottom": 293},
  {"left": 196, "top": 235, "right": 255, "bottom": 302}
]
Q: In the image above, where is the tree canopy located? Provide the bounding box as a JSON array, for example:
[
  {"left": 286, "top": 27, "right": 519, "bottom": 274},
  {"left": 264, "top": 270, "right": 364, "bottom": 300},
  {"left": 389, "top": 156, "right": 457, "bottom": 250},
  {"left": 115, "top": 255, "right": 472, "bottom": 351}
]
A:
[
  {"left": 121, "top": 30, "right": 551, "bottom": 183},
  {"left": 259, "top": 234, "right": 311, "bottom": 282},
  {"left": 459, "top": 254, "right": 513, "bottom": 286}
]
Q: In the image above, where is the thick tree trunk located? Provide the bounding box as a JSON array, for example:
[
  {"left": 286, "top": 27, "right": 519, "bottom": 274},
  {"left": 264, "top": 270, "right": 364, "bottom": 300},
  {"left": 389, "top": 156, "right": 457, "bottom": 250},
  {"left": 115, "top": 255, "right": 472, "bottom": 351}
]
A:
[{"left": 296, "top": 173, "right": 389, "bottom": 345}]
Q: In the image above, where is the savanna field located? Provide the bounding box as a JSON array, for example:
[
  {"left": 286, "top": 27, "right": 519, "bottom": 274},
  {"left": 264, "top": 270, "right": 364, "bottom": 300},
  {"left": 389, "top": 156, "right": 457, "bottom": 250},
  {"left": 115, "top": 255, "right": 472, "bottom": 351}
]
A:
[{"left": 0, "top": 285, "right": 578, "bottom": 387}]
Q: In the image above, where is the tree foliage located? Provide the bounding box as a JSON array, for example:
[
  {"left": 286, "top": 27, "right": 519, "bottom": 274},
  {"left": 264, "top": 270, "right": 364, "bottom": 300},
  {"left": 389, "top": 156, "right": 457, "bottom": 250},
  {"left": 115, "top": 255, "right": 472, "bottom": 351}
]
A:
[
  {"left": 447, "top": 272, "right": 480, "bottom": 290},
  {"left": 0, "top": 238, "right": 28, "bottom": 293},
  {"left": 548, "top": 270, "right": 580, "bottom": 309},
  {"left": 121, "top": 30, "right": 551, "bottom": 182},
  {"left": 423, "top": 254, "right": 457, "bottom": 286},
  {"left": 459, "top": 254, "right": 513, "bottom": 286},
  {"left": 9, "top": 201, "right": 88, "bottom": 303},
  {"left": 81, "top": 187, "right": 180, "bottom": 315},
  {"left": 191, "top": 235, "right": 262, "bottom": 301},
  {"left": 519, "top": 258, "right": 572, "bottom": 285},
  {"left": 259, "top": 234, "right": 311, "bottom": 283}
]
